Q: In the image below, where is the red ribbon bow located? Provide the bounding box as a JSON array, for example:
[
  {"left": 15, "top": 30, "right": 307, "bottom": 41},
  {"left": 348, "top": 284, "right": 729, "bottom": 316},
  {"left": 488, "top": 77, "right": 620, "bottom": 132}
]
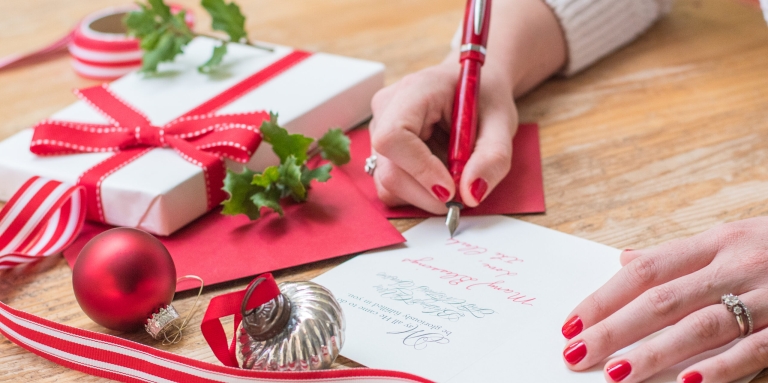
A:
[
  {"left": 29, "top": 85, "right": 266, "bottom": 222},
  {"left": 31, "top": 85, "right": 265, "bottom": 163},
  {"left": 27, "top": 50, "right": 312, "bottom": 224}
]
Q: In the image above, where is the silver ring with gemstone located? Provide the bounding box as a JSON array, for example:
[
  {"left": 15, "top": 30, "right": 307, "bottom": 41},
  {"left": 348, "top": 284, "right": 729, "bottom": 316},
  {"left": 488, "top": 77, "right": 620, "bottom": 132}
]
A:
[
  {"left": 722, "top": 294, "right": 753, "bottom": 338},
  {"left": 364, "top": 154, "right": 377, "bottom": 176}
]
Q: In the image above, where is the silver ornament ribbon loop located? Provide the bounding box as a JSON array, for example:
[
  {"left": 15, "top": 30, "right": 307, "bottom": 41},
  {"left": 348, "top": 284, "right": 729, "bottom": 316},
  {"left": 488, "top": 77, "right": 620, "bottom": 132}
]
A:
[{"left": 722, "top": 294, "right": 753, "bottom": 338}]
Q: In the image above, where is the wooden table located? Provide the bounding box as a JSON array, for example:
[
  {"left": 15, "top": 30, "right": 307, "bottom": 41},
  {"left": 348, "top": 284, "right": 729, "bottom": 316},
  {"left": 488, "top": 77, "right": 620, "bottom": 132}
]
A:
[{"left": 1, "top": 0, "right": 767, "bottom": 381}]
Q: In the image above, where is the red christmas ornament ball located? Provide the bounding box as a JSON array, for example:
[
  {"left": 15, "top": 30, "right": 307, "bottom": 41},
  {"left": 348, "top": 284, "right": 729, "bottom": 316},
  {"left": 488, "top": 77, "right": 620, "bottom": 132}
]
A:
[{"left": 73, "top": 227, "right": 176, "bottom": 332}]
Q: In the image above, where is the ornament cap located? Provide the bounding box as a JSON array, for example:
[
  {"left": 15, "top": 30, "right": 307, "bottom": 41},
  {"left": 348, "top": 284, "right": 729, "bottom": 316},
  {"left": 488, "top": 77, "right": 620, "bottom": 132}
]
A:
[
  {"left": 145, "top": 305, "right": 181, "bottom": 340},
  {"left": 241, "top": 277, "right": 292, "bottom": 341}
]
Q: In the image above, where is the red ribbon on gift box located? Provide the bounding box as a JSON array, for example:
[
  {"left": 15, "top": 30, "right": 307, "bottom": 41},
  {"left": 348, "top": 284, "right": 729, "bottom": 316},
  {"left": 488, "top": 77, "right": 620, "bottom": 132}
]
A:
[{"left": 29, "top": 50, "right": 311, "bottom": 224}]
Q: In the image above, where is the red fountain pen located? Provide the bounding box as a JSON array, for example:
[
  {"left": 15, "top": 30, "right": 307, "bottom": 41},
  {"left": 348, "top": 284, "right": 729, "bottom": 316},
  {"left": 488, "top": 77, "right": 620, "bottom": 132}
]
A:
[{"left": 446, "top": 0, "right": 491, "bottom": 237}]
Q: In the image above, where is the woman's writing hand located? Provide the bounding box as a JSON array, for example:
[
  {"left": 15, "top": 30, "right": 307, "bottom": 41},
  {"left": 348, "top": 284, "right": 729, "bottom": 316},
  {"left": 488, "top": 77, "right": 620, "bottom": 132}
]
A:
[
  {"left": 562, "top": 217, "right": 768, "bottom": 383},
  {"left": 369, "top": 59, "right": 518, "bottom": 213},
  {"left": 366, "top": 0, "right": 566, "bottom": 213}
]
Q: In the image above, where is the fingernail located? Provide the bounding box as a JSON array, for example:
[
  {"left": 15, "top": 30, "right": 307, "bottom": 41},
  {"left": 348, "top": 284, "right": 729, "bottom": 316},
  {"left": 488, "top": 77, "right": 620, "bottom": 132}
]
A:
[
  {"left": 432, "top": 185, "right": 450, "bottom": 202},
  {"left": 606, "top": 360, "right": 632, "bottom": 382},
  {"left": 470, "top": 178, "right": 488, "bottom": 202},
  {"left": 563, "top": 341, "right": 586, "bottom": 365},
  {"left": 682, "top": 371, "right": 703, "bottom": 383},
  {"left": 561, "top": 316, "right": 583, "bottom": 339}
]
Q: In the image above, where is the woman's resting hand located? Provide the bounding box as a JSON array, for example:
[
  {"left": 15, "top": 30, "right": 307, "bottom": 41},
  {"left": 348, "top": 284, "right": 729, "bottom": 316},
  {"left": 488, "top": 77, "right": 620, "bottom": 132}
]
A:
[{"left": 563, "top": 217, "right": 768, "bottom": 383}]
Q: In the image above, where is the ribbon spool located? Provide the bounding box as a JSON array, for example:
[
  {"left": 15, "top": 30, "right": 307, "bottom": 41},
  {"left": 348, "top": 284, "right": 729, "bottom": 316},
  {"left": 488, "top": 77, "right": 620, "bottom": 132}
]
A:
[{"left": 68, "top": 6, "right": 194, "bottom": 80}]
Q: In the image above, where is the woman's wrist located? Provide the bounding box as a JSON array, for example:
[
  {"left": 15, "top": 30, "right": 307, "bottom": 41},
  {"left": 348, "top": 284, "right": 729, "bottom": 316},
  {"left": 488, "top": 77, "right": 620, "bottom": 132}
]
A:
[{"left": 443, "top": 0, "right": 567, "bottom": 98}]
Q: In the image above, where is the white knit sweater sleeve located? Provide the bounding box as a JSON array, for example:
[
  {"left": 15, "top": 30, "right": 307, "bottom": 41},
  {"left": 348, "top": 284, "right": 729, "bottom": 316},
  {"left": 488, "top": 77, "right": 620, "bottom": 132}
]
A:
[
  {"left": 762, "top": 0, "right": 768, "bottom": 23},
  {"left": 543, "top": 0, "right": 673, "bottom": 75}
]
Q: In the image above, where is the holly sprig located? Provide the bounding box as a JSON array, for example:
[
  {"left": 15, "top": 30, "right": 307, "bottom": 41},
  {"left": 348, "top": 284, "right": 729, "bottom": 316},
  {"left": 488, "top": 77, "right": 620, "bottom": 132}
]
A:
[
  {"left": 124, "top": 0, "right": 270, "bottom": 74},
  {"left": 222, "top": 114, "right": 351, "bottom": 220}
]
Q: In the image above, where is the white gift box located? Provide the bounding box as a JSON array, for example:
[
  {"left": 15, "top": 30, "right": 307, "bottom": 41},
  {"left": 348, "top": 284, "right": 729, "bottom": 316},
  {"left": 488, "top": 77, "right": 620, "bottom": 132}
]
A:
[{"left": 0, "top": 38, "right": 384, "bottom": 235}]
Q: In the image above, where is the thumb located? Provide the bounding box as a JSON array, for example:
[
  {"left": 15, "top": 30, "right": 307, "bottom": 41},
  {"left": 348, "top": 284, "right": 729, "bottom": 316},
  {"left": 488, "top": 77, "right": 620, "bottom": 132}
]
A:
[{"left": 458, "top": 99, "right": 518, "bottom": 207}]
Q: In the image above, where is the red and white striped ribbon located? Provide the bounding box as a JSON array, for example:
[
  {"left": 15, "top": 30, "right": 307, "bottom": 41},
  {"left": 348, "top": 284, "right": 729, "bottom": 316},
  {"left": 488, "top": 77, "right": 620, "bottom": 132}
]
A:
[
  {"left": 0, "top": 176, "right": 86, "bottom": 269},
  {"left": 68, "top": 6, "right": 194, "bottom": 80},
  {"left": 0, "top": 5, "right": 193, "bottom": 80},
  {"left": 0, "top": 299, "right": 432, "bottom": 383},
  {"left": 0, "top": 177, "right": 432, "bottom": 383}
]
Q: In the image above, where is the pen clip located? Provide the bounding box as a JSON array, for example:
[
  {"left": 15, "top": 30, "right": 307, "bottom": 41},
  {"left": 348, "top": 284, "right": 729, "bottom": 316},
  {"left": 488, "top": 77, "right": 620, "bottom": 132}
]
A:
[{"left": 473, "top": 0, "right": 487, "bottom": 36}]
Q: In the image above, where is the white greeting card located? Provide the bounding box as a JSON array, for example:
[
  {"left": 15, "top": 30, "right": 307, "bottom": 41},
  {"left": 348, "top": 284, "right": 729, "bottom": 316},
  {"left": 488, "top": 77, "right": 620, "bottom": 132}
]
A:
[{"left": 313, "top": 216, "right": 755, "bottom": 382}]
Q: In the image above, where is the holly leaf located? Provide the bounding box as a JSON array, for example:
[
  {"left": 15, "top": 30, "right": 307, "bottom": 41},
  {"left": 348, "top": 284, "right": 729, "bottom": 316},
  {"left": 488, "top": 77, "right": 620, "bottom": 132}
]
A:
[
  {"left": 222, "top": 168, "right": 264, "bottom": 220},
  {"left": 201, "top": 0, "right": 248, "bottom": 43},
  {"left": 221, "top": 116, "right": 345, "bottom": 220},
  {"left": 260, "top": 114, "right": 315, "bottom": 164},
  {"left": 141, "top": 32, "right": 191, "bottom": 73},
  {"left": 140, "top": 32, "right": 175, "bottom": 73},
  {"left": 317, "top": 128, "right": 351, "bottom": 166},
  {"left": 124, "top": 4, "right": 158, "bottom": 38},
  {"left": 125, "top": 0, "right": 194, "bottom": 74},
  {"left": 198, "top": 42, "right": 228, "bottom": 73},
  {"left": 147, "top": 0, "right": 172, "bottom": 20},
  {"left": 279, "top": 156, "right": 306, "bottom": 201},
  {"left": 252, "top": 165, "right": 279, "bottom": 187},
  {"left": 251, "top": 188, "right": 283, "bottom": 216},
  {"left": 301, "top": 163, "right": 332, "bottom": 187}
]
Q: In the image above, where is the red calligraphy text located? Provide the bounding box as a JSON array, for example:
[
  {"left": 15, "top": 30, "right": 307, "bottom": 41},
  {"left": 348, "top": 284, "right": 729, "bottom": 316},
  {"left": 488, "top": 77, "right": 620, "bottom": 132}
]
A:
[{"left": 402, "top": 257, "right": 478, "bottom": 285}]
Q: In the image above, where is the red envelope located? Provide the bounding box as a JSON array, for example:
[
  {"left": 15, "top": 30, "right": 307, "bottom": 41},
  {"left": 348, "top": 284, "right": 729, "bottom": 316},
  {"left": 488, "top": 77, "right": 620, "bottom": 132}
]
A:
[
  {"left": 341, "top": 124, "right": 546, "bottom": 218},
  {"left": 63, "top": 168, "right": 405, "bottom": 292}
]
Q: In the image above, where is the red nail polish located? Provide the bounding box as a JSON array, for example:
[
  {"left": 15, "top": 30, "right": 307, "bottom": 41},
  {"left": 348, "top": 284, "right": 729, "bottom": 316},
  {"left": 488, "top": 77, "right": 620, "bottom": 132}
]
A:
[
  {"left": 682, "top": 371, "right": 703, "bottom": 383},
  {"left": 432, "top": 185, "right": 450, "bottom": 202},
  {"left": 606, "top": 360, "right": 632, "bottom": 382},
  {"left": 562, "top": 316, "right": 583, "bottom": 339},
  {"left": 470, "top": 178, "right": 488, "bottom": 202},
  {"left": 563, "top": 341, "right": 586, "bottom": 365}
]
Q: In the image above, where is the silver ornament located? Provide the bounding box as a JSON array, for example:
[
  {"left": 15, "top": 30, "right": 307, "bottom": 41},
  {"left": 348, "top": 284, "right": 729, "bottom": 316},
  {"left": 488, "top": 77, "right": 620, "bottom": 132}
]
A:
[{"left": 236, "top": 279, "right": 345, "bottom": 371}]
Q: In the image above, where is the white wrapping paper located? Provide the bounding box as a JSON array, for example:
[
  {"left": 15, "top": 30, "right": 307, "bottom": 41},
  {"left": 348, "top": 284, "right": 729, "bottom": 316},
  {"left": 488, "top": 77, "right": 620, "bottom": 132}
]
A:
[{"left": 0, "top": 38, "right": 384, "bottom": 235}]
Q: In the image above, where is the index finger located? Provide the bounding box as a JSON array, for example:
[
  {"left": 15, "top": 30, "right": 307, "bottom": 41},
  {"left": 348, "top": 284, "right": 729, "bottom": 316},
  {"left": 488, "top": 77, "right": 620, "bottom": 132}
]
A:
[
  {"left": 370, "top": 75, "right": 457, "bottom": 202},
  {"left": 561, "top": 233, "right": 720, "bottom": 340}
]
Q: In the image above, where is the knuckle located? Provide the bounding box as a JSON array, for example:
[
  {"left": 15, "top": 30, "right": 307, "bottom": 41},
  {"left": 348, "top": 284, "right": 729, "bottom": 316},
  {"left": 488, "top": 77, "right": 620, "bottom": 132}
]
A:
[
  {"left": 711, "top": 356, "right": 735, "bottom": 377},
  {"left": 409, "top": 160, "right": 433, "bottom": 182},
  {"left": 375, "top": 186, "right": 391, "bottom": 204},
  {"left": 485, "top": 145, "right": 512, "bottom": 171},
  {"left": 689, "top": 310, "right": 724, "bottom": 340},
  {"left": 593, "top": 321, "right": 617, "bottom": 349},
  {"left": 398, "top": 72, "right": 423, "bottom": 88},
  {"left": 371, "top": 87, "right": 392, "bottom": 111},
  {"left": 374, "top": 182, "right": 398, "bottom": 206},
  {"left": 711, "top": 223, "right": 750, "bottom": 249},
  {"left": 645, "top": 285, "right": 680, "bottom": 317},
  {"left": 642, "top": 343, "right": 664, "bottom": 368},
  {"left": 376, "top": 164, "right": 399, "bottom": 191},
  {"left": 586, "top": 293, "right": 607, "bottom": 317},
  {"left": 626, "top": 256, "right": 660, "bottom": 288},
  {"left": 371, "top": 128, "right": 400, "bottom": 156}
]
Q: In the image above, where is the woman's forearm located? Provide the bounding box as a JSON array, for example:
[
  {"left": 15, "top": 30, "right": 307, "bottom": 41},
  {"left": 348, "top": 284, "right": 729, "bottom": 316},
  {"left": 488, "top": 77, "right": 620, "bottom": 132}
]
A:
[
  {"left": 442, "top": 0, "right": 567, "bottom": 98},
  {"left": 441, "top": 0, "right": 674, "bottom": 97}
]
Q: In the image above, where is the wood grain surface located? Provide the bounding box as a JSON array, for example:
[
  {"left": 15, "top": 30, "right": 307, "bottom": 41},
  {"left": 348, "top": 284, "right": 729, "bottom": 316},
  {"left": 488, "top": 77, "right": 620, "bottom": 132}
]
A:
[{"left": 1, "top": 0, "right": 767, "bottom": 381}]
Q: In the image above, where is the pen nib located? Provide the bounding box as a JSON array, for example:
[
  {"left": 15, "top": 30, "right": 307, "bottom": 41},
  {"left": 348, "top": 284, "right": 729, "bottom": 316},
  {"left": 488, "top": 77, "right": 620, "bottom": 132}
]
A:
[{"left": 446, "top": 203, "right": 461, "bottom": 238}]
